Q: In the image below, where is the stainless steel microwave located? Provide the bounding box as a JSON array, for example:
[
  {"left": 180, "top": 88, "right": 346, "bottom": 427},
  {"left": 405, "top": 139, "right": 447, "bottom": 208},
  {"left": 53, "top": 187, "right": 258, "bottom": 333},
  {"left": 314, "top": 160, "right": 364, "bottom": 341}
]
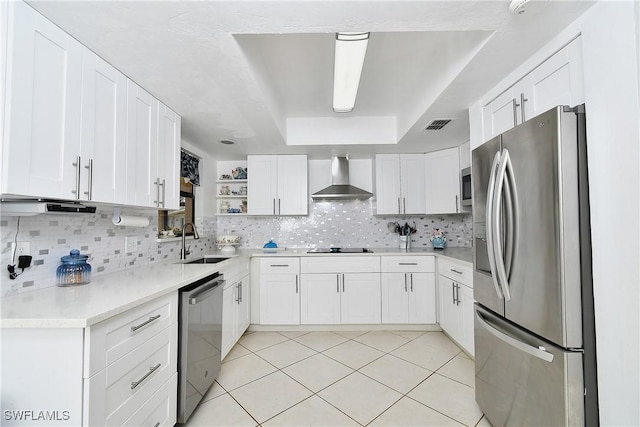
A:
[{"left": 461, "top": 167, "right": 472, "bottom": 206}]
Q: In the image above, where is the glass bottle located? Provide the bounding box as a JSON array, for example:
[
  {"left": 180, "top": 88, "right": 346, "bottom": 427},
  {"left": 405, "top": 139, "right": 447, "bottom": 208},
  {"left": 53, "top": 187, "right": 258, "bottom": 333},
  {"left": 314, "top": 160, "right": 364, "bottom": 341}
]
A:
[{"left": 56, "top": 249, "right": 92, "bottom": 286}]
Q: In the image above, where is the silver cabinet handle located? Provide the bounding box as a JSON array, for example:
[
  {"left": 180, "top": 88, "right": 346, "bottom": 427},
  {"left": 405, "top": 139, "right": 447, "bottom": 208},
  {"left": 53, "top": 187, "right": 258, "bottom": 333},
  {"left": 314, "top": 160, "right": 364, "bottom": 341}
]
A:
[
  {"left": 131, "top": 363, "right": 161, "bottom": 389},
  {"left": 72, "top": 156, "right": 81, "bottom": 198},
  {"left": 404, "top": 273, "right": 407, "bottom": 292},
  {"left": 512, "top": 98, "right": 520, "bottom": 126},
  {"left": 131, "top": 314, "right": 161, "bottom": 332},
  {"left": 399, "top": 262, "right": 417, "bottom": 266},
  {"left": 158, "top": 178, "right": 166, "bottom": 208},
  {"left": 337, "top": 274, "right": 340, "bottom": 293},
  {"left": 397, "top": 198, "right": 401, "bottom": 214},
  {"left": 273, "top": 199, "right": 276, "bottom": 215},
  {"left": 450, "top": 268, "right": 463, "bottom": 275},
  {"left": 270, "top": 264, "right": 290, "bottom": 267},
  {"left": 278, "top": 198, "right": 281, "bottom": 215},
  {"left": 403, "top": 198, "right": 406, "bottom": 214},
  {"left": 455, "top": 195, "right": 459, "bottom": 213},
  {"left": 451, "top": 282, "right": 456, "bottom": 305},
  {"left": 239, "top": 281, "right": 242, "bottom": 303},
  {"left": 342, "top": 274, "right": 345, "bottom": 292},
  {"left": 154, "top": 178, "right": 160, "bottom": 206},
  {"left": 410, "top": 273, "right": 413, "bottom": 292},
  {"left": 84, "top": 159, "right": 93, "bottom": 200},
  {"left": 520, "top": 93, "right": 528, "bottom": 122},
  {"left": 235, "top": 283, "right": 240, "bottom": 303},
  {"left": 295, "top": 275, "right": 298, "bottom": 294},
  {"left": 455, "top": 283, "right": 460, "bottom": 306}
]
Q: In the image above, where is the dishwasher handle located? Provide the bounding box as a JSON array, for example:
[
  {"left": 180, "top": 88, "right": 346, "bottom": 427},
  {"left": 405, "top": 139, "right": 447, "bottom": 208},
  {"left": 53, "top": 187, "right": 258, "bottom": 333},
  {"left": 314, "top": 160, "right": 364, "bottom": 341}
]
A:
[{"left": 189, "top": 278, "right": 225, "bottom": 305}]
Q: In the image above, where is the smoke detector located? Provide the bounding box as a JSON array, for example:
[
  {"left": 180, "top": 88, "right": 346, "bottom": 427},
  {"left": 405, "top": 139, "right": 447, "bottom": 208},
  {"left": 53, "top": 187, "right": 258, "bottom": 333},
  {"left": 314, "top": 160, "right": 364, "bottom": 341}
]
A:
[{"left": 509, "top": 0, "right": 530, "bottom": 15}]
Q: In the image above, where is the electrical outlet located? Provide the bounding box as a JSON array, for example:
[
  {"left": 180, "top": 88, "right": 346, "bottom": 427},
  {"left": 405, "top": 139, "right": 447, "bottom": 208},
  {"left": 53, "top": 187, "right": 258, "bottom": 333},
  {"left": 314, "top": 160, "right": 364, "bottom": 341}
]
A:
[
  {"left": 125, "top": 236, "right": 137, "bottom": 253},
  {"left": 11, "top": 242, "right": 30, "bottom": 259}
]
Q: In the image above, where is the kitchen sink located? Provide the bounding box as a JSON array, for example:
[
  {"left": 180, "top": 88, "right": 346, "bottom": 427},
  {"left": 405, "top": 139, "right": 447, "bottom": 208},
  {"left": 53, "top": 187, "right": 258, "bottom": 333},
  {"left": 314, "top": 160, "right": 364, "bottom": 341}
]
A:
[{"left": 184, "top": 257, "right": 229, "bottom": 264}]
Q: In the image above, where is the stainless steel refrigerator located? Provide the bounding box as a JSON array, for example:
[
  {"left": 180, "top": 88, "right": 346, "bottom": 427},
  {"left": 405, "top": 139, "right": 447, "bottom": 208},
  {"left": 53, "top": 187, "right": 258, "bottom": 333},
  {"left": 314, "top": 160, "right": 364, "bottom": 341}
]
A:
[{"left": 472, "top": 105, "right": 598, "bottom": 426}]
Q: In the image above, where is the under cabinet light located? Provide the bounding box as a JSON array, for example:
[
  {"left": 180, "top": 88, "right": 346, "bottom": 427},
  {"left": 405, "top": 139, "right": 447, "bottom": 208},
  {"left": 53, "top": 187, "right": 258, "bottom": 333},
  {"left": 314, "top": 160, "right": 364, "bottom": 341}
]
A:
[{"left": 333, "top": 32, "right": 369, "bottom": 113}]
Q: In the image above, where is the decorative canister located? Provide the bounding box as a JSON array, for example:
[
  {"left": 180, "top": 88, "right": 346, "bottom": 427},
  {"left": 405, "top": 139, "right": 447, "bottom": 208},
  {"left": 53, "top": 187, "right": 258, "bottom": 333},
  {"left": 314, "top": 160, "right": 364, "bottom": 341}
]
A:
[{"left": 56, "top": 249, "right": 92, "bottom": 286}]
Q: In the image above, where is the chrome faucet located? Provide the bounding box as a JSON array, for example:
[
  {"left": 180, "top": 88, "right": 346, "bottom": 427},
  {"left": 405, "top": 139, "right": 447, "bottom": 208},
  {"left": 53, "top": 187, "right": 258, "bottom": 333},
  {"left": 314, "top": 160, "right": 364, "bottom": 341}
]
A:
[{"left": 180, "top": 222, "right": 200, "bottom": 260}]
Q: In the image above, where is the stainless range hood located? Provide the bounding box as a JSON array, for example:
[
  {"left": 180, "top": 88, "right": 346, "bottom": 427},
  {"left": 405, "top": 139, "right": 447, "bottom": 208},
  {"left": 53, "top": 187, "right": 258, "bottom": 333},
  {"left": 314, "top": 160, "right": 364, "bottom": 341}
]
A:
[{"left": 311, "top": 157, "right": 373, "bottom": 200}]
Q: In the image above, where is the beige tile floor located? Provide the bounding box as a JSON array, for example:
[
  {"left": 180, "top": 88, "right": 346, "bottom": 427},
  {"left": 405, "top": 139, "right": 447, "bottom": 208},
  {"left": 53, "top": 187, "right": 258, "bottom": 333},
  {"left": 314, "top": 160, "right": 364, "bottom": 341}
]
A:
[{"left": 186, "top": 330, "right": 490, "bottom": 427}]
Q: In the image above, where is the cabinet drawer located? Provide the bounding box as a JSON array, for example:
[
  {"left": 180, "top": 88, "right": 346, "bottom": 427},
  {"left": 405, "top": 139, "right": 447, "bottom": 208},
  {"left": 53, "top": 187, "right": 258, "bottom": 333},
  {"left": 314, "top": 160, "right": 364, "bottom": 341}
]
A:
[
  {"left": 259, "top": 257, "right": 300, "bottom": 274},
  {"left": 381, "top": 256, "right": 435, "bottom": 273},
  {"left": 122, "top": 373, "right": 177, "bottom": 427},
  {"left": 84, "top": 293, "right": 178, "bottom": 377},
  {"left": 438, "top": 257, "right": 473, "bottom": 286},
  {"left": 301, "top": 256, "right": 380, "bottom": 273},
  {"left": 84, "top": 323, "right": 177, "bottom": 427}
]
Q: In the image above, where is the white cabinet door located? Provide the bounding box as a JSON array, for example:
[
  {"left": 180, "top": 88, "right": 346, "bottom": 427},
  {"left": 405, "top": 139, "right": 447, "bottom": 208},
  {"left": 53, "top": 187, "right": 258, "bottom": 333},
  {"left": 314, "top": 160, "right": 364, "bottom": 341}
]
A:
[
  {"left": 126, "top": 80, "right": 158, "bottom": 207},
  {"left": 235, "top": 275, "right": 250, "bottom": 339},
  {"left": 459, "top": 141, "right": 471, "bottom": 170},
  {"left": 438, "top": 276, "right": 461, "bottom": 340},
  {"left": 277, "top": 155, "right": 308, "bottom": 215},
  {"left": 375, "top": 154, "right": 402, "bottom": 214},
  {"left": 300, "top": 274, "right": 341, "bottom": 324},
  {"left": 341, "top": 273, "right": 381, "bottom": 324},
  {"left": 80, "top": 47, "right": 127, "bottom": 204},
  {"left": 459, "top": 283, "right": 474, "bottom": 356},
  {"left": 408, "top": 272, "right": 436, "bottom": 324},
  {"left": 482, "top": 86, "right": 520, "bottom": 142},
  {"left": 425, "top": 147, "right": 460, "bottom": 214},
  {"left": 221, "top": 283, "right": 236, "bottom": 359},
  {"left": 247, "top": 155, "right": 278, "bottom": 215},
  {"left": 157, "top": 103, "right": 181, "bottom": 210},
  {"left": 381, "top": 273, "right": 409, "bottom": 323},
  {"left": 400, "top": 154, "right": 426, "bottom": 214},
  {"left": 248, "top": 155, "right": 307, "bottom": 215},
  {"left": 259, "top": 258, "right": 300, "bottom": 325},
  {"left": 3, "top": 1, "right": 82, "bottom": 199}
]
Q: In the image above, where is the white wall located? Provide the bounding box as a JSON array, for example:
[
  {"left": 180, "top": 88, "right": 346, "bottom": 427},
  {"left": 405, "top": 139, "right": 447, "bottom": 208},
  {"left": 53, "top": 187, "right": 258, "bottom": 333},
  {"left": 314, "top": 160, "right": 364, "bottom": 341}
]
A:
[
  {"left": 469, "top": 2, "right": 640, "bottom": 424},
  {"left": 579, "top": 2, "right": 639, "bottom": 425}
]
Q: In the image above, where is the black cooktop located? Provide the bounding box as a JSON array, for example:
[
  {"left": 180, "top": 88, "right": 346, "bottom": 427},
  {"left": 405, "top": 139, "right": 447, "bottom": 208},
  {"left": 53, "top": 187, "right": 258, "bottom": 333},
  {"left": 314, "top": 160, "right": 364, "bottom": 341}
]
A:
[{"left": 307, "top": 248, "right": 374, "bottom": 254}]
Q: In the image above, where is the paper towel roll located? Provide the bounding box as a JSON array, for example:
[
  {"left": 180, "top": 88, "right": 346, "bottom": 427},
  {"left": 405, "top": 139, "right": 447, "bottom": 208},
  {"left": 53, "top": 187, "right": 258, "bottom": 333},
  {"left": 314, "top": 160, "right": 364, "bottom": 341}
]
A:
[{"left": 112, "top": 215, "right": 150, "bottom": 227}]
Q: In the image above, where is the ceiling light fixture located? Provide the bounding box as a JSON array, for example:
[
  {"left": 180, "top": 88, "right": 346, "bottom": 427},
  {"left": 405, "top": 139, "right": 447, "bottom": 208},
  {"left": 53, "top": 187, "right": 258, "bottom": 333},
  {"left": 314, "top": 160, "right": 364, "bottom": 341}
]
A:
[{"left": 333, "top": 32, "right": 369, "bottom": 113}]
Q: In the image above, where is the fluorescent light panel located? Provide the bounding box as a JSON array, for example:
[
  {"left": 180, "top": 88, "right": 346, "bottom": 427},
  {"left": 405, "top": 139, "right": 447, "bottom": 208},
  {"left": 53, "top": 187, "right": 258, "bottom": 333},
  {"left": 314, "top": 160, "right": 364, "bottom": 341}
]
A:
[{"left": 333, "top": 32, "right": 369, "bottom": 113}]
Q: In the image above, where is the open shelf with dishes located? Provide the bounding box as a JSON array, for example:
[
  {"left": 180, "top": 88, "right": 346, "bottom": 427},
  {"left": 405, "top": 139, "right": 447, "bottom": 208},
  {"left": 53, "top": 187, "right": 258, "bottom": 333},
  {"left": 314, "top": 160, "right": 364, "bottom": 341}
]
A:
[{"left": 216, "top": 161, "right": 248, "bottom": 215}]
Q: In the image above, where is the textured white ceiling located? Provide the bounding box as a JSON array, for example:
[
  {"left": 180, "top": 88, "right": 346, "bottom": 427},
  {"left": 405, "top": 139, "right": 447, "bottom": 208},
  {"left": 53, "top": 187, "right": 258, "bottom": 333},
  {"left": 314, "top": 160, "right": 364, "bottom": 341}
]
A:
[{"left": 27, "top": 0, "right": 595, "bottom": 159}]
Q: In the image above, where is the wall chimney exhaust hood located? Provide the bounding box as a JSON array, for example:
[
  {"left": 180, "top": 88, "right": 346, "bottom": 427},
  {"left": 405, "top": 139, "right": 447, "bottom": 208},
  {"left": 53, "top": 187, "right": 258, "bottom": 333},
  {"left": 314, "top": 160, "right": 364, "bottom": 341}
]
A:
[{"left": 311, "top": 157, "right": 373, "bottom": 200}]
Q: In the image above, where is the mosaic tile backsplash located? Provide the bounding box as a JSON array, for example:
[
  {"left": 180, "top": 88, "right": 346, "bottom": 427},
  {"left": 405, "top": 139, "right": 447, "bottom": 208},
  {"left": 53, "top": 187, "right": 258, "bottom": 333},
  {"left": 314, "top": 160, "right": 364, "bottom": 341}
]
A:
[
  {"left": 1, "top": 199, "right": 471, "bottom": 297},
  {"left": 217, "top": 199, "right": 472, "bottom": 250},
  {"left": 0, "top": 208, "right": 217, "bottom": 297}
]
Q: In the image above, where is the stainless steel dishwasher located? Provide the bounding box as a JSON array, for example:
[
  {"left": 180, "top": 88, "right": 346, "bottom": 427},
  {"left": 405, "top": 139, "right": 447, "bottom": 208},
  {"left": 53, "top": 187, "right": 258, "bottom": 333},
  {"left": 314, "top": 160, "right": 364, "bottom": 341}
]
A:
[{"left": 177, "top": 272, "right": 225, "bottom": 424}]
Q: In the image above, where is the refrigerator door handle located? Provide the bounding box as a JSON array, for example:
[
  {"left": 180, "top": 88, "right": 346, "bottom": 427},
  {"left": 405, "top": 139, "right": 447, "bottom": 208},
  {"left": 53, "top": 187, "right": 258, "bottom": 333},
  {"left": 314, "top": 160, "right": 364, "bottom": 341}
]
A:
[
  {"left": 475, "top": 309, "right": 554, "bottom": 363},
  {"left": 486, "top": 151, "right": 504, "bottom": 300},
  {"left": 492, "top": 149, "right": 512, "bottom": 301},
  {"left": 504, "top": 154, "right": 519, "bottom": 280}
]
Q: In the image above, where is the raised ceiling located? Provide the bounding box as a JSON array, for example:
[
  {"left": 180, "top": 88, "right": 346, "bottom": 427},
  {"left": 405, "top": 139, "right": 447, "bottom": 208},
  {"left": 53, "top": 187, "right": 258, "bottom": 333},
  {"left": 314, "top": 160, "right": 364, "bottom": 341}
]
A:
[{"left": 27, "top": 0, "right": 595, "bottom": 159}]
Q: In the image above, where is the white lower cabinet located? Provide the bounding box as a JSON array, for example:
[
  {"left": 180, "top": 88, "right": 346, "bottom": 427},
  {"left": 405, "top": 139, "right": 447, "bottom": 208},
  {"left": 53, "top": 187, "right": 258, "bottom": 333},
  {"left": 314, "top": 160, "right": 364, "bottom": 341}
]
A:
[
  {"left": 300, "top": 256, "right": 381, "bottom": 325},
  {"left": 437, "top": 257, "right": 474, "bottom": 355},
  {"left": 259, "top": 258, "right": 300, "bottom": 325},
  {"left": 381, "top": 256, "right": 436, "bottom": 324},
  {"left": 0, "top": 293, "right": 179, "bottom": 426},
  {"left": 222, "top": 273, "right": 250, "bottom": 359}
]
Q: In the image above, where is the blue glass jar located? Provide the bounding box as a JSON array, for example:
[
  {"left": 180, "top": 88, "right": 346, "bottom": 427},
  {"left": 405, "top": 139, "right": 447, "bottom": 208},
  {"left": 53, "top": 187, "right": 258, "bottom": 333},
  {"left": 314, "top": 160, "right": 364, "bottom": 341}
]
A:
[{"left": 56, "top": 249, "right": 92, "bottom": 286}]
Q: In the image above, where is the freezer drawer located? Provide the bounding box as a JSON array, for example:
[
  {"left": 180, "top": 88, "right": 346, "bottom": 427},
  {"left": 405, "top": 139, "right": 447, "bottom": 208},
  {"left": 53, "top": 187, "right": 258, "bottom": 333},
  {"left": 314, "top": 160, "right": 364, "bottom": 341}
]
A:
[{"left": 474, "top": 304, "right": 584, "bottom": 427}]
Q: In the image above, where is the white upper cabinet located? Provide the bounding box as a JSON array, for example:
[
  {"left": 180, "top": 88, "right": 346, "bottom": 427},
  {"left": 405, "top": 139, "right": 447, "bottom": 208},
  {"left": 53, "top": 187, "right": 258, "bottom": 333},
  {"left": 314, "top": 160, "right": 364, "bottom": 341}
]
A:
[
  {"left": 126, "top": 81, "right": 158, "bottom": 208},
  {"left": 2, "top": 1, "right": 82, "bottom": 199},
  {"left": 424, "top": 147, "right": 461, "bottom": 214},
  {"left": 247, "top": 155, "right": 307, "bottom": 215},
  {"left": 2, "top": 2, "right": 180, "bottom": 208},
  {"left": 80, "top": 47, "right": 127, "bottom": 204},
  {"left": 482, "top": 36, "right": 584, "bottom": 142},
  {"left": 157, "top": 104, "right": 181, "bottom": 210},
  {"left": 375, "top": 154, "right": 425, "bottom": 215}
]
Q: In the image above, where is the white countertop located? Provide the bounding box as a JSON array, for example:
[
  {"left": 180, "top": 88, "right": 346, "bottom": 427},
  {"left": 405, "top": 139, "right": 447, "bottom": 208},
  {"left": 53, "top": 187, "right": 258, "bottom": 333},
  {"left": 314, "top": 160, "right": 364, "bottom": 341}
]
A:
[{"left": 1, "top": 247, "right": 471, "bottom": 328}]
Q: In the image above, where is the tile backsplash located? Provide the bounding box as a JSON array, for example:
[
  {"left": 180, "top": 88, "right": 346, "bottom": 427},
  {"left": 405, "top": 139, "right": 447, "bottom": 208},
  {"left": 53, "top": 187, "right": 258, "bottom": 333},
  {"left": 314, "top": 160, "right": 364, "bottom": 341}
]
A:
[
  {"left": 1, "top": 199, "right": 471, "bottom": 297},
  {"left": 217, "top": 199, "right": 472, "bottom": 250},
  {"left": 0, "top": 208, "right": 217, "bottom": 297}
]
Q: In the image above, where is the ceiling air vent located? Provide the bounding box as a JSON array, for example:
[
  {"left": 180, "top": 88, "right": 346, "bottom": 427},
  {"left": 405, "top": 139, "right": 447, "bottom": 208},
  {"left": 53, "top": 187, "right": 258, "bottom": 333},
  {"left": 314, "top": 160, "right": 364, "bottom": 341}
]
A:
[{"left": 424, "top": 119, "right": 453, "bottom": 131}]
